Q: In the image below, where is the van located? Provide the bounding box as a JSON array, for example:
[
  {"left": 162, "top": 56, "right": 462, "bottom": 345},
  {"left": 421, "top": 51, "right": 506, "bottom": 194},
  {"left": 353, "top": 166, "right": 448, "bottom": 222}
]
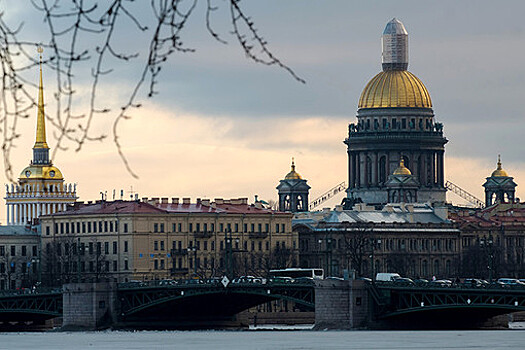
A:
[{"left": 375, "top": 273, "right": 401, "bottom": 281}]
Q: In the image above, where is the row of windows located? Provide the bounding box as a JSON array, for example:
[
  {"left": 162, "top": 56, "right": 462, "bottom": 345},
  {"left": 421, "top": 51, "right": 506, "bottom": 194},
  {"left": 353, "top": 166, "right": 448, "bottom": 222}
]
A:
[
  {"left": 0, "top": 245, "right": 38, "bottom": 257},
  {"left": 0, "top": 261, "right": 38, "bottom": 274},
  {"left": 162, "top": 222, "right": 287, "bottom": 234},
  {"left": 54, "top": 259, "right": 129, "bottom": 274},
  {"left": 357, "top": 117, "right": 434, "bottom": 132},
  {"left": 305, "top": 238, "right": 457, "bottom": 253},
  {"left": 169, "top": 240, "right": 290, "bottom": 252},
  {"left": 47, "top": 241, "right": 129, "bottom": 256},
  {"left": 48, "top": 221, "right": 129, "bottom": 235}
]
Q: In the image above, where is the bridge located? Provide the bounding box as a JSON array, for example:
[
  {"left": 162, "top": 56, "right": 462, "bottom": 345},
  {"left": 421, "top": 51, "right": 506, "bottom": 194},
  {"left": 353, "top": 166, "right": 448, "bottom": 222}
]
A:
[
  {"left": 117, "top": 279, "right": 315, "bottom": 328},
  {"left": 1, "top": 279, "right": 525, "bottom": 330}
]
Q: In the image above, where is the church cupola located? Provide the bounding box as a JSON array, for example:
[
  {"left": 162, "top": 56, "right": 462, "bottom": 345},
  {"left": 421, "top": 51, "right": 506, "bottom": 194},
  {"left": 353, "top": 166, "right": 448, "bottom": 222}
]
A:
[
  {"left": 483, "top": 155, "right": 517, "bottom": 207},
  {"left": 277, "top": 158, "right": 310, "bottom": 212}
]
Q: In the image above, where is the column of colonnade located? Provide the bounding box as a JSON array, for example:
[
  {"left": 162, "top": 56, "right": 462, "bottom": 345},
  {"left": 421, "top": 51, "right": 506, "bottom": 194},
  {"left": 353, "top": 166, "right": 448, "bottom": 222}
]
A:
[{"left": 6, "top": 201, "right": 69, "bottom": 225}]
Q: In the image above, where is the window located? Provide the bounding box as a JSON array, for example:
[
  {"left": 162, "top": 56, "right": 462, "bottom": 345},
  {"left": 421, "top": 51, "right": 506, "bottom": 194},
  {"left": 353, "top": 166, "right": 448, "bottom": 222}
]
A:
[
  {"left": 113, "top": 242, "right": 117, "bottom": 254},
  {"left": 244, "top": 224, "right": 248, "bottom": 233},
  {"left": 154, "top": 223, "right": 158, "bottom": 233},
  {"left": 258, "top": 241, "right": 262, "bottom": 251},
  {"left": 219, "top": 223, "right": 224, "bottom": 232},
  {"left": 60, "top": 222, "right": 64, "bottom": 234},
  {"left": 99, "top": 221, "right": 103, "bottom": 232},
  {"left": 89, "top": 261, "right": 94, "bottom": 272},
  {"left": 21, "top": 246, "right": 27, "bottom": 256},
  {"left": 104, "top": 242, "right": 109, "bottom": 254},
  {"left": 172, "top": 223, "right": 176, "bottom": 232},
  {"left": 104, "top": 221, "right": 108, "bottom": 232},
  {"left": 160, "top": 241, "right": 165, "bottom": 251},
  {"left": 97, "top": 242, "right": 102, "bottom": 254},
  {"left": 82, "top": 222, "right": 86, "bottom": 233},
  {"left": 124, "top": 259, "right": 129, "bottom": 270},
  {"left": 46, "top": 226, "right": 50, "bottom": 236},
  {"left": 251, "top": 241, "right": 255, "bottom": 251},
  {"left": 203, "top": 223, "right": 208, "bottom": 232},
  {"left": 160, "top": 260, "right": 165, "bottom": 269},
  {"left": 93, "top": 222, "right": 97, "bottom": 233},
  {"left": 402, "top": 118, "right": 407, "bottom": 129},
  {"left": 124, "top": 241, "right": 128, "bottom": 253},
  {"left": 105, "top": 261, "right": 109, "bottom": 272},
  {"left": 160, "top": 223, "right": 164, "bottom": 233},
  {"left": 204, "top": 241, "right": 208, "bottom": 251},
  {"left": 220, "top": 241, "right": 224, "bottom": 250},
  {"left": 266, "top": 241, "right": 269, "bottom": 251},
  {"left": 110, "top": 221, "right": 114, "bottom": 232},
  {"left": 235, "top": 223, "right": 239, "bottom": 232},
  {"left": 154, "top": 241, "right": 159, "bottom": 251},
  {"left": 80, "top": 243, "right": 86, "bottom": 255},
  {"left": 87, "top": 222, "right": 92, "bottom": 233},
  {"left": 178, "top": 223, "right": 182, "bottom": 232},
  {"left": 258, "top": 224, "right": 262, "bottom": 233},
  {"left": 113, "top": 260, "right": 117, "bottom": 272},
  {"left": 196, "top": 223, "right": 200, "bottom": 232},
  {"left": 32, "top": 246, "right": 37, "bottom": 256},
  {"left": 211, "top": 241, "right": 215, "bottom": 251},
  {"left": 10, "top": 245, "right": 15, "bottom": 256},
  {"left": 77, "top": 222, "right": 80, "bottom": 233},
  {"left": 275, "top": 224, "right": 279, "bottom": 233},
  {"left": 251, "top": 224, "right": 254, "bottom": 232},
  {"left": 227, "top": 223, "right": 232, "bottom": 232},
  {"left": 154, "top": 260, "right": 159, "bottom": 270},
  {"left": 71, "top": 222, "right": 75, "bottom": 234},
  {"left": 281, "top": 224, "right": 285, "bottom": 232},
  {"left": 211, "top": 223, "right": 215, "bottom": 232},
  {"left": 123, "top": 223, "right": 128, "bottom": 233},
  {"left": 10, "top": 262, "right": 16, "bottom": 273},
  {"left": 196, "top": 241, "right": 201, "bottom": 250},
  {"left": 265, "top": 224, "right": 269, "bottom": 233},
  {"left": 89, "top": 242, "right": 94, "bottom": 255},
  {"left": 189, "top": 223, "right": 193, "bottom": 233}
]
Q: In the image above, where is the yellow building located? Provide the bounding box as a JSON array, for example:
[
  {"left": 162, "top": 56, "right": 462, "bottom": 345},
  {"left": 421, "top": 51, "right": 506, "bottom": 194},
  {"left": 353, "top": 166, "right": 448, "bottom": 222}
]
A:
[
  {"left": 4, "top": 48, "right": 77, "bottom": 225},
  {"left": 40, "top": 198, "right": 297, "bottom": 284}
]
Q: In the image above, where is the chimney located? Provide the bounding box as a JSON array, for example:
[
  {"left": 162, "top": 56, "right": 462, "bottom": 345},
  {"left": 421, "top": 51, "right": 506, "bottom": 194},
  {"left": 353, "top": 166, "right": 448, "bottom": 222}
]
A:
[
  {"left": 196, "top": 198, "right": 201, "bottom": 205},
  {"left": 151, "top": 197, "right": 160, "bottom": 205},
  {"left": 161, "top": 197, "right": 168, "bottom": 204},
  {"left": 183, "top": 197, "right": 191, "bottom": 205},
  {"left": 335, "top": 205, "right": 343, "bottom": 212},
  {"left": 172, "top": 197, "right": 179, "bottom": 204},
  {"left": 202, "top": 199, "right": 210, "bottom": 206},
  {"left": 215, "top": 198, "right": 224, "bottom": 205},
  {"left": 142, "top": 197, "right": 148, "bottom": 203}
]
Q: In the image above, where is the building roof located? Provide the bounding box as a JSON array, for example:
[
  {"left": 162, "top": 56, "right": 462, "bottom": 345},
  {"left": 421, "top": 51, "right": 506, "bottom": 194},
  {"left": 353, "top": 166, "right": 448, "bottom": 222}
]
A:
[
  {"left": 45, "top": 200, "right": 166, "bottom": 217},
  {"left": 0, "top": 225, "right": 39, "bottom": 236},
  {"left": 358, "top": 70, "right": 432, "bottom": 109},
  {"left": 450, "top": 202, "right": 525, "bottom": 228},
  {"left": 293, "top": 203, "right": 451, "bottom": 231}
]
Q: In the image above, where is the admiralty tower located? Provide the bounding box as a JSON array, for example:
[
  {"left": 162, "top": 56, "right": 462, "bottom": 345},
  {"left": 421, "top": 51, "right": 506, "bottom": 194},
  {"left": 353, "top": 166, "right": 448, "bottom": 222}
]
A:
[
  {"left": 344, "top": 18, "right": 447, "bottom": 205},
  {"left": 4, "top": 48, "right": 77, "bottom": 225}
]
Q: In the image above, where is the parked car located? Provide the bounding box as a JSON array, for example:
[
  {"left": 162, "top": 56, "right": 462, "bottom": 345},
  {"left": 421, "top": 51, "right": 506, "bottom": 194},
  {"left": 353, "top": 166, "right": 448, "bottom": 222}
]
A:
[
  {"left": 375, "top": 273, "right": 401, "bottom": 282},
  {"left": 414, "top": 279, "right": 429, "bottom": 285},
  {"left": 429, "top": 279, "right": 452, "bottom": 287},
  {"left": 462, "top": 278, "right": 486, "bottom": 288},
  {"left": 497, "top": 278, "right": 525, "bottom": 287},
  {"left": 392, "top": 277, "right": 415, "bottom": 286}
]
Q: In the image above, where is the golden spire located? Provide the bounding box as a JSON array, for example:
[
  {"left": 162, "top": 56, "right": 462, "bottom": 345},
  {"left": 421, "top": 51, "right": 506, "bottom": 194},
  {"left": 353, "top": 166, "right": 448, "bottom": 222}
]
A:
[
  {"left": 285, "top": 157, "right": 302, "bottom": 180},
  {"left": 491, "top": 154, "right": 508, "bottom": 177},
  {"left": 393, "top": 158, "right": 412, "bottom": 175},
  {"left": 34, "top": 46, "right": 48, "bottom": 149}
]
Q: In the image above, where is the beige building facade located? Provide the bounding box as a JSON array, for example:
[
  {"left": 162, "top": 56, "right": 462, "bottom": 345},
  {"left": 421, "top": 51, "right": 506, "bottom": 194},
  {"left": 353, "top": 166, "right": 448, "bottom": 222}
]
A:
[{"left": 40, "top": 198, "right": 297, "bottom": 285}]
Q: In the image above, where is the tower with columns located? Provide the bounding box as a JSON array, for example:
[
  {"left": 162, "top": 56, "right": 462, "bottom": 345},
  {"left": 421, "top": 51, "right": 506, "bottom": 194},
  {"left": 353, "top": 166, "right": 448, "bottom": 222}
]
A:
[
  {"left": 344, "top": 19, "right": 447, "bottom": 205},
  {"left": 483, "top": 156, "right": 517, "bottom": 207},
  {"left": 4, "top": 47, "right": 77, "bottom": 225},
  {"left": 277, "top": 159, "right": 310, "bottom": 213}
]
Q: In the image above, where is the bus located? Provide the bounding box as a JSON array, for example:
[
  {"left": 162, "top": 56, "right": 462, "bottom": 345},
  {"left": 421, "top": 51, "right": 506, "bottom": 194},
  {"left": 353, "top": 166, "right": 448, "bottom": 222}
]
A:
[{"left": 269, "top": 268, "right": 324, "bottom": 280}]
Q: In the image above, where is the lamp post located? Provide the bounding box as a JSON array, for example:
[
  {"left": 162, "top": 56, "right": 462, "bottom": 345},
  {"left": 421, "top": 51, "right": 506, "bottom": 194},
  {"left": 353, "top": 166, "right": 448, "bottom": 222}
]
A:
[
  {"left": 318, "top": 230, "right": 334, "bottom": 277},
  {"left": 224, "top": 228, "right": 239, "bottom": 279},
  {"left": 369, "top": 237, "right": 382, "bottom": 281},
  {"left": 480, "top": 235, "right": 494, "bottom": 283},
  {"left": 187, "top": 241, "right": 197, "bottom": 278}
]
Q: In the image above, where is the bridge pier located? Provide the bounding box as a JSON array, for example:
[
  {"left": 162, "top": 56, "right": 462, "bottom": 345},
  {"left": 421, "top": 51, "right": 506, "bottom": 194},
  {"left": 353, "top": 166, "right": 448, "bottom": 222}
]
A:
[
  {"left": 62, "top": 282, "right": 118, "bottom": 330},
  {"left": 314, "top": 279, "right": 370, "bottom": 330}
]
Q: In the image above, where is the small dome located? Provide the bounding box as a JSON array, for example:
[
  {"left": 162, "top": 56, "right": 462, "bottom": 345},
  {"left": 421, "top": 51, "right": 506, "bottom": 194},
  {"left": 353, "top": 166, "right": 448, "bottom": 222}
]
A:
[
  {"left": 393, "top": 159, "right": 412, "bottom": 175},
  {"left": 491, "top": 156, "right": 509, "bottom": 177},
  {"left": 358, "top": 70, "right": 432, "bottom": 109},
  {"left": 20, "top": 164, "right": 64, "bottom": 180},
  {"left": 285, "top": 158, "right": 302, "bottom": 180}
]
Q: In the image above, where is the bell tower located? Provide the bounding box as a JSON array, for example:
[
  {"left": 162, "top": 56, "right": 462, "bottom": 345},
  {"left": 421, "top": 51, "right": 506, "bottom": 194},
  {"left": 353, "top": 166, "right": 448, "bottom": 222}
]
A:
[
  {"left": 277, "top": 158, "right": 310, "bottom": 212},
  {"left": 483, "top": 156, "right": 517, "bottom": 207}
]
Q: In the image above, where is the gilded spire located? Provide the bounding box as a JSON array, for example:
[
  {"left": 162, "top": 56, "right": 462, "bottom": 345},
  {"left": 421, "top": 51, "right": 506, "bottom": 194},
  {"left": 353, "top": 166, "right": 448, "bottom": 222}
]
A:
[{"left": 34, "top": 46, "right": 48, "bottom": 149}]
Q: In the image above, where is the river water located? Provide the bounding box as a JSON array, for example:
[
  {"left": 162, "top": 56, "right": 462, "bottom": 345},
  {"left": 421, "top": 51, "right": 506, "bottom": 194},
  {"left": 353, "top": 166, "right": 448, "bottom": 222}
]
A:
[{"left": 2, "top": 326, "right": 525, "bottom": 350}]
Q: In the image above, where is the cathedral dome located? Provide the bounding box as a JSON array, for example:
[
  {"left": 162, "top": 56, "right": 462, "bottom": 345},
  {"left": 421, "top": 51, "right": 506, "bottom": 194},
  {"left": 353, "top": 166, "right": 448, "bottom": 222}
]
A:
[
  {"left": 20, "top": 164, "right": 64, "bottom": 180},
  {"left": 358, "top": 70, "right": 432, "bottom": 109}
]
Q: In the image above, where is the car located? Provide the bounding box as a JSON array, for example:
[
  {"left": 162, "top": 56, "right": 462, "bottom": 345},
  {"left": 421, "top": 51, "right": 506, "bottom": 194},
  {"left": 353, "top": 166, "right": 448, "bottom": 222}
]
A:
[
  {"left": 270, "top": 276, "right": 294, "bottom": 283},
  {"left": 497, "top": 278, "right": 525, "bottom": 287},
  {"left": 294, "top": 277, "right": 315, "bottom": 284},
  {"left": 326, "top": 276, "right": 345, "bottom": 281},
  {"left": 414, "top": 279, "right": 429, "bottom": 285},
  {"left": 392, "top": 277, "right": 415, "bottom": 286},
  {"left": 429, "top": 279, "right": 452, "bottom": 287},
  {"left": 462, "top": 278, "right": 486, "bottom": 288}
]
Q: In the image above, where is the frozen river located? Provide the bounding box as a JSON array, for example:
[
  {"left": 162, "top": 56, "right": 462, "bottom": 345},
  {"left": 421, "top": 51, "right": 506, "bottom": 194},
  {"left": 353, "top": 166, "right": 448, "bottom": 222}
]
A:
[{"left": 2, "top": 329, "right": 525, "bottom": 350}]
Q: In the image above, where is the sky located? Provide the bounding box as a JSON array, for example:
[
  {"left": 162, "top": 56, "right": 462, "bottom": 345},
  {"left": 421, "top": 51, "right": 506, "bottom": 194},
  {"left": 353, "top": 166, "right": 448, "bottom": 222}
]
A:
[{"left": 3, "top": 0, "right": 525, "bottom": 221}]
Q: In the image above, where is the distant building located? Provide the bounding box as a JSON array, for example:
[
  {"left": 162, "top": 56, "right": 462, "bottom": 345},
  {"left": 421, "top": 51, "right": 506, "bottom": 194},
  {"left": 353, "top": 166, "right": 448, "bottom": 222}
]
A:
[
  {"left": 4, "top": 48, "right": 77, "bottom": 226},
  {"left": 277, "top": 159, "right": 310, "bottom": 212},
  {"left": 0, "top": 226, "right": 40, "bottom": 290},
  {"left": 483, "top": 156, "right": 517, "bottom": 207},
  {"left": 40, "top": 198, "right": 297, "bottom": 285},
  {"left": 345, "top": 18, "right": 447, "bottom": 205},
  {"left": 294, "top": 203, "right": 459, "bottom": 279}
]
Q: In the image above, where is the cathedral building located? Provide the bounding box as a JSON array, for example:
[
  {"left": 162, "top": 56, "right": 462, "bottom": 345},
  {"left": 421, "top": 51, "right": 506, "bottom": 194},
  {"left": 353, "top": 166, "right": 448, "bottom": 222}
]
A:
[
  {"left": 4, "top": 48, "right": 77, "bottom": 225},
  {"left": 345, "top": 18, "right": 447, "bottom": 205}
]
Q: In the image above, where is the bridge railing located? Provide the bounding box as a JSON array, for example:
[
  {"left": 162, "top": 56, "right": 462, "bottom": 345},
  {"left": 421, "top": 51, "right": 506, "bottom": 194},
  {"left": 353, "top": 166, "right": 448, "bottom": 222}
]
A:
[
  {"left": 118, "top": 277, "right": 315, "bottom": 289},
  {"left": 0, "top": 287, "right": 62, "bottom": 296},
  {"left": 374, "top": 281, "right": 525, "bottom": 290}
]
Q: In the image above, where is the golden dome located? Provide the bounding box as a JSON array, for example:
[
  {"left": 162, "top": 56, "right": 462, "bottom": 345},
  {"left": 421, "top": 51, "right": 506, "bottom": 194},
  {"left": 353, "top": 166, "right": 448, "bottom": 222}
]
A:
[
  {"left": 20, "top": 164, "right": 63, "bottom": 180},
  {"left": 358, "top": 70, "right": 432, "bottom": 109},
  {"left": 285, "top": 158, "right": 302, "bottom": 180},
  {"left": 393, "top": 159, "right": 412, "bottom": 175},
  {"left": 491, "top": 155, "right": 508, "bottom": 177}
]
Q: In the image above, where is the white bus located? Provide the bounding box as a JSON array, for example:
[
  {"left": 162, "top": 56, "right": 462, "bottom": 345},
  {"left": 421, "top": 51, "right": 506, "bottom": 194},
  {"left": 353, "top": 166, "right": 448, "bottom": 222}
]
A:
[{"left": 269, "top": 268, "right": 324, "bottom": 280}]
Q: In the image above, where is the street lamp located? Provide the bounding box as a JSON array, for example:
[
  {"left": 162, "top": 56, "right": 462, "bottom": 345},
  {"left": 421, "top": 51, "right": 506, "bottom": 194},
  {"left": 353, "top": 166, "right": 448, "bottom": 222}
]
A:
[
  {"left": 480, "top": 235, "right": 494, "bottom": 283},
  {"left": 369, "top": 237, "right": 382, "bottom": 281},
  {"left": 318, "top": 231, "right": 334, "bottom": 277},
  {"left": 224, "top": 229, "right": 239, "bottom": 279},
  {"left": 187, "top": 241, "right": 197, "bottom": 277}
]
